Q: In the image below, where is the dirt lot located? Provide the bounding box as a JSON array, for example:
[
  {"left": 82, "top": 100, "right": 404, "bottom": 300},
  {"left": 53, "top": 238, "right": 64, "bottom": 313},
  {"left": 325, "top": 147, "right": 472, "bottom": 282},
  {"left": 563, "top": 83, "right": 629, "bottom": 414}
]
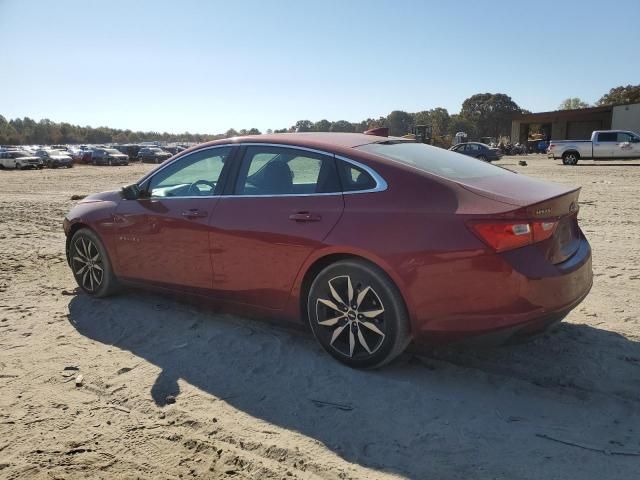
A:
[{"left": 1, "top": 156, "right": 639, "bottom": 479}]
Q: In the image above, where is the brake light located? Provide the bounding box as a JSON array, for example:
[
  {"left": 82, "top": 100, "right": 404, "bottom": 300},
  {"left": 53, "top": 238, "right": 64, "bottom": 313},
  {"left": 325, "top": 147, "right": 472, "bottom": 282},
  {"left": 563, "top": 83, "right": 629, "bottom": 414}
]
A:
[{"left": 469, "top": 220, "right": 558, "bottom": 252}]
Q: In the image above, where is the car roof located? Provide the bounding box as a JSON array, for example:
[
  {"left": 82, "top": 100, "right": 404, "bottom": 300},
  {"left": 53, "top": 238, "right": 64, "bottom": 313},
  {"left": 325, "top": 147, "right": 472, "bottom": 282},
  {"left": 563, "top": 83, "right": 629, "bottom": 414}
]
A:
[{"left": 204, "top": 132, "right": 390, "bottom": 151}]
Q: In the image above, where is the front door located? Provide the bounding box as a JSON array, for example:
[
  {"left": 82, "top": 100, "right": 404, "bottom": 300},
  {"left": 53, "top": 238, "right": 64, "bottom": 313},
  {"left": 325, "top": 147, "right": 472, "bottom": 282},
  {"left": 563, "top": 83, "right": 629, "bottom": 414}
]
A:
[
  {"left": 614, "top": 131, "right": 640, "bottom": 159},
  {"left": 114, "top": 146, "right": 233, "bottom": 290},
  {"left": 210, "top": 145, "right": 344, "bottom": 309}
]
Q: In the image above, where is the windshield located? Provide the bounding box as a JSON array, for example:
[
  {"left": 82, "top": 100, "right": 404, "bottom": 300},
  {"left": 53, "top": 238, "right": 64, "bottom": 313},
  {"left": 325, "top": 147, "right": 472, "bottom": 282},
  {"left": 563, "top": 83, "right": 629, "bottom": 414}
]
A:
[
  {"left": 356, "top": 142, "right": 509, "bottom": 180},
  {"left": 105, "top": 149, "right": 120, "bottom": 154}
]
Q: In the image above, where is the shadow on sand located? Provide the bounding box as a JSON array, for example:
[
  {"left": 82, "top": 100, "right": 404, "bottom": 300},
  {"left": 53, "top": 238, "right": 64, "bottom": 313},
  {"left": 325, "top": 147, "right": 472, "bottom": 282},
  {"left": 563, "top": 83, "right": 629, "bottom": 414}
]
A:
[{"left": 67, "top": 290, "right": 640, "bottom": 479}]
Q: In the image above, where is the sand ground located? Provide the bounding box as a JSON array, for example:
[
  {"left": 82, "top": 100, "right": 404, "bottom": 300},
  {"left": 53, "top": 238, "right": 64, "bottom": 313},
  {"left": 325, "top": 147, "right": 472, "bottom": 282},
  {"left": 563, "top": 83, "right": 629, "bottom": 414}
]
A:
[{"left": 0, "top": 155, "right": 639, "bottom": 479}]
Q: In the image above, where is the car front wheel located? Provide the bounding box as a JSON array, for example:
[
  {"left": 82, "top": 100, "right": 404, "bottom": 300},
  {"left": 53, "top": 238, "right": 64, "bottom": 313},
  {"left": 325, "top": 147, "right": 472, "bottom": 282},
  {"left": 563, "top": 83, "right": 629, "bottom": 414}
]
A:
[
  {"left": 69, "top": 228, "right": 118, "bottom": 297},
  {"left": 307, "top": 259, "right": 411, "bottom": 369}
]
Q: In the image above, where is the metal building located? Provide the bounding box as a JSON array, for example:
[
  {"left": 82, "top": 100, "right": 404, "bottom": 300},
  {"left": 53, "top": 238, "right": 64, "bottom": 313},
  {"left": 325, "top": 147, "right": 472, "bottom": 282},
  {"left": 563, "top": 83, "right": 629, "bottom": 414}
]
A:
[{"left": 511, "top": 103, "right": 640, "bottom": 143}]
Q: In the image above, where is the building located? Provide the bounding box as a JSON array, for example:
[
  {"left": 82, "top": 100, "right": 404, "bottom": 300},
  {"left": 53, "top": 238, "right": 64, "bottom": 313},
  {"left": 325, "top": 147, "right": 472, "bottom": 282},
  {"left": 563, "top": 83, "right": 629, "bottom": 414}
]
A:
[{"left": 511, "top": 103, "right": 640, "bottom": 143}]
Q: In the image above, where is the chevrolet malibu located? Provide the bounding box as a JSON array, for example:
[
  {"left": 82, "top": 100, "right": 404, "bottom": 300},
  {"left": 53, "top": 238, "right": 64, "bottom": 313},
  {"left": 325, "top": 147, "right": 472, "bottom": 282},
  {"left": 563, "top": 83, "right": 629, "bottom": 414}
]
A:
[{"left": 63, "top": 132, "right": 592, "bottom": 368}]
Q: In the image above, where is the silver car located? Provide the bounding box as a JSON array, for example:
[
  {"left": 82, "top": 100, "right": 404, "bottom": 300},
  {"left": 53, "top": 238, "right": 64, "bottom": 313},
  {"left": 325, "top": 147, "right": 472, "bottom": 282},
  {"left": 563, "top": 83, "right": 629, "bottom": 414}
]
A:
[{"left": 36, "top": 149, "right": 73, "bottom": 168}]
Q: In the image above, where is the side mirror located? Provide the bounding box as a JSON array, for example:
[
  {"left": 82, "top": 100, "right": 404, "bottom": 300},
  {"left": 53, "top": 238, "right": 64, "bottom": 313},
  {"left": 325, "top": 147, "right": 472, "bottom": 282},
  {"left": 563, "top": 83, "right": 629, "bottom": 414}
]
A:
[{"left": 121, "top": 183, "right": 141, "bottom": 200}]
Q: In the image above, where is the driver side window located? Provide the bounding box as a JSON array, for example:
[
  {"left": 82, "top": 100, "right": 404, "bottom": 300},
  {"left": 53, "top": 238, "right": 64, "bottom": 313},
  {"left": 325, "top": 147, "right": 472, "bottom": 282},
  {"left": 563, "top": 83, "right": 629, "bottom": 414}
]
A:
[{"left": 148, "top": 147, "right": 231, "bottom": 198}]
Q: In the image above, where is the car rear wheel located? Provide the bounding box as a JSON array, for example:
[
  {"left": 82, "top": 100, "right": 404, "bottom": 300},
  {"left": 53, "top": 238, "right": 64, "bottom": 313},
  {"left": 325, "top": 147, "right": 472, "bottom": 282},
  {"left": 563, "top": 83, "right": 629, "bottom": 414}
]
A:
[
  {"left": 562, "top": 152, "right": 579, "bottom": 165},
  {"left": 69, "top": 228, "right": 118, "bottom": 297},
  {"left": 307, "top": 259, "right": 411, "bottom": 368}
]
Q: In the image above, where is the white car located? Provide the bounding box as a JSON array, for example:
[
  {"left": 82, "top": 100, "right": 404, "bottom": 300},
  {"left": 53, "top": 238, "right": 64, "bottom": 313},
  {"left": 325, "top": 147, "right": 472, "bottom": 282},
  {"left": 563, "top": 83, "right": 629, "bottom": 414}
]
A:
[{"left": 0, "top": 150, "right": 43, "bottom": 169}]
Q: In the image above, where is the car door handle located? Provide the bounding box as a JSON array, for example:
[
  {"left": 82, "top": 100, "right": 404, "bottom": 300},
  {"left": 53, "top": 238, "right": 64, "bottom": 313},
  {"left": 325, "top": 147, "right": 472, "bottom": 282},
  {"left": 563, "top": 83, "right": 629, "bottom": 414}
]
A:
[
  {"left": 289, "top": 212, "right": 321, "bottom": 222},
  {"left": 181, "top": 209, "right": 208, "bottom": 219}
]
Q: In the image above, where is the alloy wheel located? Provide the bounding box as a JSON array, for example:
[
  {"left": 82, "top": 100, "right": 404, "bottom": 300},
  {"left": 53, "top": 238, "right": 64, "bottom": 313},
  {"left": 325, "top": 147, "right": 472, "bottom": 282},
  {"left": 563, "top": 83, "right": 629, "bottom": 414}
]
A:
[
  {"left": 315, "top": 275, "right": 386, "bottom": 358},
  {"left": 71, "top": 236, "right": 104, "bottom": 292}
]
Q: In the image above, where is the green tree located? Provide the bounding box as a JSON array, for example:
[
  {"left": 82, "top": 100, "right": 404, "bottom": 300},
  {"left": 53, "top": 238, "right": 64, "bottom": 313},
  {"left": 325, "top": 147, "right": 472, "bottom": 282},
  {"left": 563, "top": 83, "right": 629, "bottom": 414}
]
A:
[
  {"left": 386, "top": 110, "right": 412, "bottom": 136},
  {"left": 448, "top": 114, "right": 476, "bottom": 139},
  {"left": 313, "top": 119, "right": 332, "bottom": 132},
  {"left": 0, "top": 115, "right": 21, "bottom": 144},
  {"left": 225, "top": 128, "right": 239, "bottom": 137},
  {"left": 559, "top": 97, "right": 590, "bottom": 110},
  {"left": 596, "top": 84, "right": 640, "bottom": 106},
  {"left": 295, "top": 120, "right": 313, "bottom": 132},
  {"left": 330, "top": 120, "right": 355, "bottom": 133},
  {"left": 460, "top": 93, "right": 521, "bottom": 138},
  {"left": 429, "top": 108, "right": 450, "bottom": 137}
]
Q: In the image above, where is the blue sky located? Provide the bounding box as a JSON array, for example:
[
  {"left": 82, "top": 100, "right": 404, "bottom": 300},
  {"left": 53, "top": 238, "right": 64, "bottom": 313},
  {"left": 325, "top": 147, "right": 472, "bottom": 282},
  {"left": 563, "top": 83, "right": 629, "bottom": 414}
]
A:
[{"left": 1, "top": 0, "right": 638, "bottom": 134}]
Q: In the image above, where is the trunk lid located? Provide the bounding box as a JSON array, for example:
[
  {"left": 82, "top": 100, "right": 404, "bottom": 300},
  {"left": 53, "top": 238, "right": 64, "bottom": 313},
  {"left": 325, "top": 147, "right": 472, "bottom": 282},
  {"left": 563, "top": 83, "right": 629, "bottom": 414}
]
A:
[
  {"left": 460, "top": 174, "right": 582, "bottom": 264},
  {"left": 523, "top": 190, "right": 582, "bottom": 264},
  {"left": 457, "top": 172, "right": 578, "bottom": 207}
]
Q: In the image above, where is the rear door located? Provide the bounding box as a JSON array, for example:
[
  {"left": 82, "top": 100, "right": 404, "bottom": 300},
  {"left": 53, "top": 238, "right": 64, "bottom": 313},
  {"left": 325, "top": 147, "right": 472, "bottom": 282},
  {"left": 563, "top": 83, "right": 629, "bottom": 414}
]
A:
[{"left": 209, "top": 145, "right": 344, "bottom": 309}]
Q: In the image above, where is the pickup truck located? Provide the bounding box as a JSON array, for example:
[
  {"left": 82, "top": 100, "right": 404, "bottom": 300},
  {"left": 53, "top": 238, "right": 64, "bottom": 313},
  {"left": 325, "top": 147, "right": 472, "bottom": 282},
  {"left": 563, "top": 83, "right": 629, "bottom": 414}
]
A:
[{"left": 548, "top": 130, "right": 640, "bottom": 165}]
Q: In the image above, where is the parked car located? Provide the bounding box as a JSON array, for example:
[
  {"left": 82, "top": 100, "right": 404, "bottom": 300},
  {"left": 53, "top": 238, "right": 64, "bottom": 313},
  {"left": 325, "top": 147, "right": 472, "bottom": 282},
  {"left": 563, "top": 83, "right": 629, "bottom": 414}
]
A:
[
  {"left": 71, "top": 149, "right": 93, "bottom": 164},
  {"left": 35, "top": 149, "right": 73, "bottom": 168},
  {"left": 548, "top": 130, "right": 640, "bottom": 165},
  {"left": 63, "top": 132, "right": 592, "bottom": 368},
  {"left": 0, "top": 150, "right": 42, "bottom": 169},
  {"left": 162, "top": 145, "right": 187, "bottom": 155},
  {"left": 449, "top": 142, "right": 503, "bottom": 162},
  {"left": 114, "top": 144, "right": 142, "bottom": 160},
  {"left": 137, "top": 147, "right": 172, "bottom": 163},
  {"left": 91, "top": 148, "right": 130, "bottom": 166}
]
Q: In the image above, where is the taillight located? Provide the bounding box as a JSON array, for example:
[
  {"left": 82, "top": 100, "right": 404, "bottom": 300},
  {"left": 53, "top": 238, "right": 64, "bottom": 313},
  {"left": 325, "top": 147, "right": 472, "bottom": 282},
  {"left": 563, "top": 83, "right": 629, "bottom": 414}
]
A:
[
  {"left": 548, "top": 144, "right": 555, "bottom": 150},
  {"left": 469, "top": 220, "right": 558, "bottom": 252}
]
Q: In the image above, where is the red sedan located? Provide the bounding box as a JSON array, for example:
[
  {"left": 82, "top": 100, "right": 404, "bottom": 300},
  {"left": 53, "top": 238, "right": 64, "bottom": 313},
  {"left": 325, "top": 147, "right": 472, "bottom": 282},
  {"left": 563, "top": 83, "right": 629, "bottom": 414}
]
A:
[{"left": 63, "top": 132, "right": 592, "bottom": 368}]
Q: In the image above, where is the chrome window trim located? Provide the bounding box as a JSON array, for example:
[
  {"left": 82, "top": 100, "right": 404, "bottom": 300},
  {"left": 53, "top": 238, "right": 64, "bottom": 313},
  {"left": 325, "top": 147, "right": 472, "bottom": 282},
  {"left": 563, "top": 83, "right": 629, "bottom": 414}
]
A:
[
  {"left": 132, "top": 141, "right": 388, "bottom": 200},
  {"left": 136, "top": 144, "right": 233, "bottom": 187},
  {"left": 230, "top": 143, "right": 387, "bottom": 198}
]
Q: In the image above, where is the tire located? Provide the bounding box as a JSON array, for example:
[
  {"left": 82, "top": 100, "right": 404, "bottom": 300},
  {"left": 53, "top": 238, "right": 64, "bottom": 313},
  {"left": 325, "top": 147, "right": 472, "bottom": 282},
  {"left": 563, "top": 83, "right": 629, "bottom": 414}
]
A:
[
  {"left": 477, "top": 155, "right": 487, "bottom": 162},
  {"left": 69, "top": 228, "right": 119, "bottom": 297},
  {"left": 307, "top": 259, "right": 411, "bottom": 369},
  {"left": 562, "top": 152, "right": 579, "bottom": 165}
]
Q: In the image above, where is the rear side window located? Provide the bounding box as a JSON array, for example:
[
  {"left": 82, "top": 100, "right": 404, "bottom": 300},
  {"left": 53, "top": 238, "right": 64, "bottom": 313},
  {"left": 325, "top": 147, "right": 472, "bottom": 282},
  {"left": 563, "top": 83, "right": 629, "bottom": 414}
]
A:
[
  {"left": 617, "top": 132, "right": 634, "bottom": 142},
  {"left": 597, "top": 132, "right": 617, "bottom": 142},
  {"left": 356, "top": 142, "right": 509, "bottom": 180},
  {"left": 336, "top": 160, "right": 376, "bottom": 191}
]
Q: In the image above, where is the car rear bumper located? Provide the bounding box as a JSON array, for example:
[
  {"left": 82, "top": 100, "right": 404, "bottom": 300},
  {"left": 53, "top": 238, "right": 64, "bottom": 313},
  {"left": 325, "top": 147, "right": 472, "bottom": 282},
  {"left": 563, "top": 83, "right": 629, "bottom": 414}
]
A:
[{"left": 412, "top": 236, "right": 593, "bottom": 346}]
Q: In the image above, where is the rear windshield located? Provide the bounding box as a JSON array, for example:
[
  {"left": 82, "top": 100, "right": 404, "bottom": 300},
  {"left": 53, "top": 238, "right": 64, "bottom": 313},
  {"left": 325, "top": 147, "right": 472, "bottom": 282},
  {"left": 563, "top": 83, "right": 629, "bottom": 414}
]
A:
[{"left": 356, "top": 142, "right": 509, "bottom": 180}]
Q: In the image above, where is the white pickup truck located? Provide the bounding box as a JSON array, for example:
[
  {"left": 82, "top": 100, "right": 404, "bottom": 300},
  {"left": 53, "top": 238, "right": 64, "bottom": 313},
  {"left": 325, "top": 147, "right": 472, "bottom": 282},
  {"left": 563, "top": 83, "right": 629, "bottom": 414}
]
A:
[{"left": 548, "top": 130, "right": 640, "bottom": 165}]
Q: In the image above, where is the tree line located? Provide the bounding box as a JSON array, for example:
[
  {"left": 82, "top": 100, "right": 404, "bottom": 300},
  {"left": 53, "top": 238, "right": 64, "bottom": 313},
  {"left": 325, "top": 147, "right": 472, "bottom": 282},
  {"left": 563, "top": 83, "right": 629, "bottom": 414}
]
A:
[
  {"left": 2, "top": 85, "right": 637, "bottom": 146},
  {"left": 558, "top": 84, "right": 640, "bottom": 110}
]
